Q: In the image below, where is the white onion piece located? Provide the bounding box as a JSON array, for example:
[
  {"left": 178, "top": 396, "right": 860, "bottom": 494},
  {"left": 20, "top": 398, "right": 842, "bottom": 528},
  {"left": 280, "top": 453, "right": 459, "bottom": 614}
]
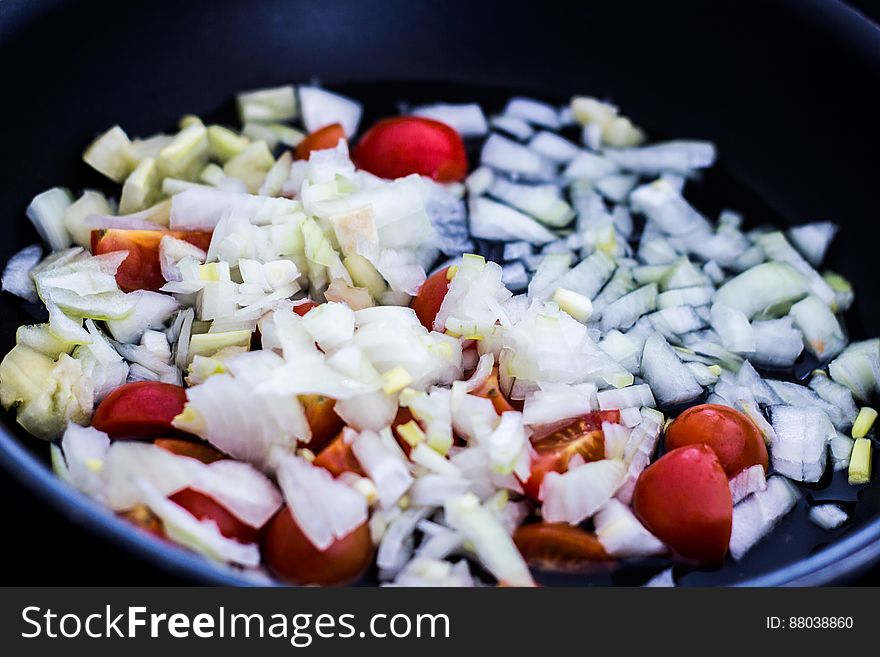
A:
[
  {"left": 479, "top": 134, "right": 555, "bottom": 179},
  {"left": 640, "top": 332, "right": 703, "bottom": 406},
  {"left": 444, "top": 493, "right": 534, "bottom": 586},
  {"left": 597, "top": 384, "right": 656, "bottom": 410},
  {"left": 190, "top": 459, "right": 283, "bottom": 529},
  {"left": 769, "top": 405, "right": 834, "bottom": 482},
  {"left": 503, "top": 97, "right": 560, "bottom": 129},
  {"left": 170, "top": 188, "right": 300, "bottom": 230},
  {"left": 351, "top": 429, "right": 413, "bottom": 509},
  {"left": 729, "top": 476, "right": 799, "bottom": 560},
  {"left": 105, "top": 291, "right": 179, "bottom": 344},
  {"left": 729, "top": 464, "right": 768, "bottom": 504},
  {"left": 604, "top": 140, "right": 716, "bottom": 176},
  {"left": 788, "top": 221, "right": 838, "bottom": 267},
  {"left": 808, "top": 503, "right": 848, "bottom": 530},
  {"left": 299, "top": 86, "right": 362, "bottom": 136},
  {"left": 527, "top": 131, "right": 581, "bottom": 163},
  {"left": 273, "top": 451, "right": 368, "bottom": 551},
  {"left": 522, "top": 381, "right": 597, "bottom": 426},
  {"left": 411, "top": 103, "right": 488, "bottom": 137},
  {"left": 2, "top": 244, "right": 42, "bottom": 303},
  {"left": 59, "top": 423, "right": 111, "bottom": 498},
  {"left": 540, "top": 458, "right": 625, "bottom": 523},
  {"left": 594, "top": 499, "right": 667, "bottom": 558}
]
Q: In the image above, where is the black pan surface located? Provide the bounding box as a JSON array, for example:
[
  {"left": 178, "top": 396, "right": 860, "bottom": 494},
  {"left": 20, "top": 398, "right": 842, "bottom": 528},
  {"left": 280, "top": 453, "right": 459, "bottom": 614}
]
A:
[{"left": 1, "top": 0, "right": 879, "bottom": 586}]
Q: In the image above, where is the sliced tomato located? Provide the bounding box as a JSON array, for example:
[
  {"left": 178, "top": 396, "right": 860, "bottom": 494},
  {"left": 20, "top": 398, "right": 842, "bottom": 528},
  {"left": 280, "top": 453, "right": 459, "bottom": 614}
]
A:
[
  {"left": 92, "top": 381, "right": 188, "bottom": 439},
  {"left": 291, "top": 300, "right": 317, "bottom": 317},
  {"left": 665, "top": 403, "right": 768, "bottom": 478},
  {"left": 312, "top": 430, "right": 365, "bottom": 477},
  {"left": 154, "top": 438, "right": 226, "bottom": 464},
  {"left": 353, "top": 116, "right": 468, "bottom": 182},
  {"left": 633, "top": 444, "right": 733, "bottom": 565},
  {"left": 294, "top": 123, "right": 346, "bottom": 160},
  {"left": 411, "top": 266, "right": 451, "bottom": 331},
  {"left": 169, "top": 488, "right": 261, "bottom": 544},
  {"left": 522, "top": 410, "right": 620, "bottom": 501},
  {"left": 91, "top": 228, "right": 212, "bottom": 292},
  {"left": 263, "top": 506, "right": 373, "bottom": 585},
  {"left": 300, "top": 394, "right": 345, "bottom": 453},
  {"left": 513, "top": 523, "right": 612, "bottom": 572},
  {"left": 471, "top": 366, "right": 517, "bottom": 414}
]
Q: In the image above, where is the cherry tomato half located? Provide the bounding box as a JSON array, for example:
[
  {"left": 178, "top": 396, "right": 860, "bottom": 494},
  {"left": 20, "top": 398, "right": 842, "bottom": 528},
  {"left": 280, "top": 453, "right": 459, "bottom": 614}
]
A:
[
  {"left": 263, "top": 506, "right": 373, "bottom": 585},
  {"left": 154, "top": 437, "right": 226, "bottom": 464},
  {"left": 633, "top": 444, "right": 733, "bottom": 565},
  {"left": 300, "top": 394, "right": 345, "bottom": 453},
  {"left": 665, "top": 403, "right": 768, "bottom": 478},
  {"left": 92, "top": 381, "right": 188, "bottom": 439},
  {"left": 169, "top": 488, "right": 261, "bottom": 544},
  {"left": 411, "top": 266, "right": 451, "bottom": 331},
  {"left": 522, "top": 410, "right": 620, "bottom": 501},
  {"left": 353, "top": 116, "right": 468, "bottom": 182},
  {"left": 513, "top": 523, "right": 611, "bottom": 572},
  {"left": 91, "top": 228, "right": 212, "bottom": 292},
  {"left": 294, "top": 123, "right": 346, "bottom": 160}
]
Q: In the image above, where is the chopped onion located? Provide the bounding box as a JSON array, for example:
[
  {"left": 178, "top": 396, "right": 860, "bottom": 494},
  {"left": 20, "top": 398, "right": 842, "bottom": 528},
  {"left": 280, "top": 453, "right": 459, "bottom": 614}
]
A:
[
  {"left": 594, "top": 498, "right": 666, "bottom": 558},
  {"left": 729, "top": 476, "right": 799, "bottom": 560},
  {"left": 298, "top": 86, "right": 362, "bottom": 136},
  {"left": 729, "top": 464, "right": 767, "bottom": 504},
  {"left": 540, "top": 458, "right": 625, "bottom": 522},
  {"left": 769, "top": 405, "right": 835, "bottom": 482},
  {"left": 411, "top": 103, "right": 488, "bottom": 137},
  {"left": 640, "top": 331, "right": 703, "bottom": 406},
  {"left": 2, "top": 244, "right": 42, "bottom": 303},
  {"left": 808, "top": 503, "right": 848, "bottom": 530}
]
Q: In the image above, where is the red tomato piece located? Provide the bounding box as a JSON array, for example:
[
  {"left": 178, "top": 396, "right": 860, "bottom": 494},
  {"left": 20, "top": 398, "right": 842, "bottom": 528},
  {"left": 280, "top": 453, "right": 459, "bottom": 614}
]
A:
[
  {"left": 263, "top": 506, "right": 373, "bottom": 585},
  {"left": 169, "top": 488, "right": 261, "bottom": 544},
  {"left": 522, "top": 411, "right": 620, "bottom": 501},
  {"left": 513, "top": 523, "right": 612, "bottom": 571},
  {"left": 471, "top": 366, "right": 517, "bottom": 414},
  {"left": 633, "top": 444, "right": 733, "bottom": 565},
  {"left": 294, "top": 123, "right": 346, "bottom": 160},
  {"left": 353, "top": 116, "right": 468, "bottom": 182},
  {"left": 291, "top": 300, "right": 317, "bottom": 317},
  {"left": 312, "top": 431, "right": 365, "bottom": 477},
  {"left": 92, "top": 381, "right": 188, "bottom": 439},
  {"left": 665, "top": 403, "right": 769, "bottom": 478},
  {"left": 300, "top": 394, "right": 345, "bottom": 453},
  {"left": 411, "top": 266, "right": 451, "bottom": 331},
  {"left": 154, "top": 438, "right": 226, "bottom": 464},
  {"left": 91, "top": 228, "right": 212, "bottom": 292}
]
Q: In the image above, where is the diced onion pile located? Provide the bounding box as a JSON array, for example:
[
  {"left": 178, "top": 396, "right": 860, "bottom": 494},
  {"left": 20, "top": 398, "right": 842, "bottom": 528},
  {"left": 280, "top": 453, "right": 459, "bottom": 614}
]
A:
[{"left": 1, "top": 84, "right": 877, "bottom": 587}]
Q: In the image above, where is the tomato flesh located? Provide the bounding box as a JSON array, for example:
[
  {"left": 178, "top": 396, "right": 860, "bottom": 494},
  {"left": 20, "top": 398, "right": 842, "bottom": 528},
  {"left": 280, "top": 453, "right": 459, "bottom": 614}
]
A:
[
  {"left": 633, "top": 444, "right": 733, "bottom": 565},
  {"left": 513, "top": 522, "right": 611, "bottom": 571},
  {"left": 353, "top": 116, "right": 468, "bottom": 182},
  {"left": 263, "top": 506, "right": 373, "bottom": 585},
  {"left": 92, "top": 381, "right": 188, "bottom": 439},
  {"left": 154, "top": 438, "right": 226, "bottom": 464},
  {"left": 471, "top": 366, "right": 516, "bottom": 414},
  {"left": 91, "top": 228, "right": 212, "bottom": 292},
  {"left": 300, "top": 394, "right": 344, "bottom": 453},
  {"left": 665, "top": 403, "right": 768, "bottom": 478},
  {"left": 411, "top": 266, "right": 450, "bottom": 331},
  {"left": 292, "top": 300, "right": 317, "bottom": 317},
  {"left": 294, "top": 123, "right": 346, "bottom": 160},
  {"left": 313, "top": 431, "right": 365, "bottom": 477},
  {"left": 522, "top": 411, "right": 620, "bottom": 501}
]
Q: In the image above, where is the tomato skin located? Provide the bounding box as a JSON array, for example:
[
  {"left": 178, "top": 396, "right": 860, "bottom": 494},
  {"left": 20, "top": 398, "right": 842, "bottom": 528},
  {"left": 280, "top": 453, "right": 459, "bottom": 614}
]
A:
[
  {"left": 92, "top": 381, "right": 188, "bottom": 438},
  {"left": 665, "top": 403, "right": 768, "bottom": 478},
  {"left": 633, "top": 444, "right": 733, "bottom": 565},
  {"left": 169, "top": 488, "right": 262, "bottom": 544},
  {"left": 411, "top": 266, "right": 451, "bottom": 331},
  {"left": 292, "top": 300, "right": 317, "bottom": 317},
  {"left": 294, "top": 123, "right": 346, "bottom": 160},
  {"left": 471, "top": 366, "right": 516, "bottom": 414},
  {"left": 263, "top": 506, "right": 373, "bottom": 585},
  {"left": 513, "top": 523, "right": 611, "bottom": 571},
  {"left": 300, "top": 394, "right": 344, "bottom": 453},
  {"left": 312, "top": 431, "right": 365, "bottom": 477},
  {"left": 522, "top": 411, "right": 620, "bottom": 501},
  {"left": 91, "top": 228, "right": 212, "bottom": 292},
  {"left": 353, "top": 116, "right": 468, "bottom": 182},
  {"left": 154, "top": 438, "right": 226, "bottom": 464}
]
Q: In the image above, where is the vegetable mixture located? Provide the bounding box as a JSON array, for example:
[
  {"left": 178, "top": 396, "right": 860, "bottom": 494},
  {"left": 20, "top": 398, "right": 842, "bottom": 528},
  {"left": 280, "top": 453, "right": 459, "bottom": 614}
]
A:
[{"left": 1, "top": 83, "right": 877, "bottom": 587}]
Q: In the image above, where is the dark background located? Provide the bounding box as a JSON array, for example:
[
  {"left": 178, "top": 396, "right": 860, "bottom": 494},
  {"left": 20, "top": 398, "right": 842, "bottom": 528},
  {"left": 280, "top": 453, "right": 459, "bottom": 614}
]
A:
[{"left": 1, "top": 0, "right": 880, "bottom": 586}]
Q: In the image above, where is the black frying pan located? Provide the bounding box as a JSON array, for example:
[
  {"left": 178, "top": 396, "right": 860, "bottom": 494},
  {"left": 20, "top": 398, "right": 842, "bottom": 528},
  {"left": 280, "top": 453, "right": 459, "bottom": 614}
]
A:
[{"left": 1, "top": 0, "right": 879, "bottom": 586}]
